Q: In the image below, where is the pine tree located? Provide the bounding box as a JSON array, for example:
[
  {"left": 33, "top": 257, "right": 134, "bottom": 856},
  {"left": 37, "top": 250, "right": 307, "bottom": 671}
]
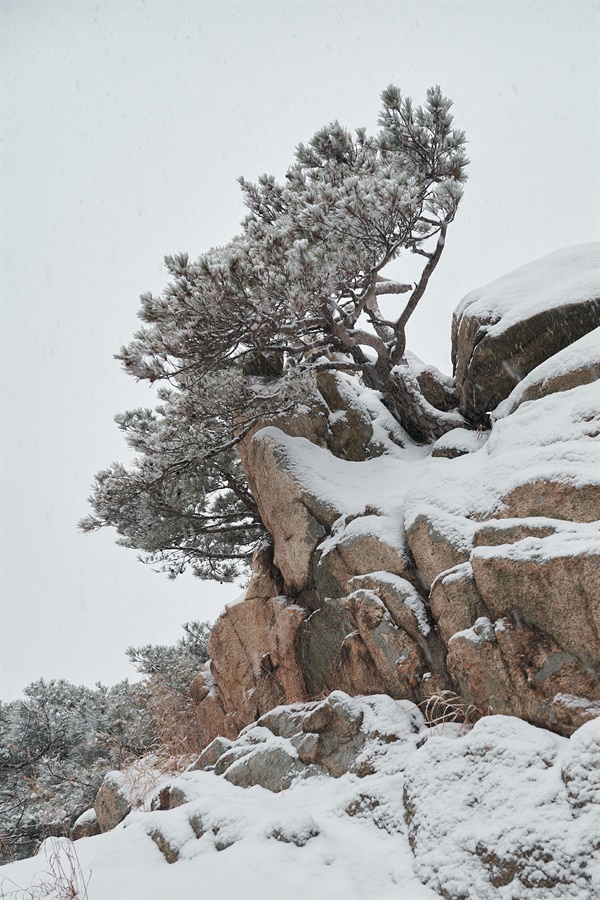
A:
[
  {"left": 80, "top": 85, "right": 468, "bottom": 581},
  {"left": 0, "top": 623, "right": 211, "bottom": 862}
]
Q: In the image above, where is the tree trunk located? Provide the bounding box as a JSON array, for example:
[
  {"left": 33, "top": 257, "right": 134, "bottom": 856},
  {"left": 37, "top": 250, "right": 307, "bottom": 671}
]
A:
[{"left": 362, "top": 362, "right": 466, "bottom": 445}]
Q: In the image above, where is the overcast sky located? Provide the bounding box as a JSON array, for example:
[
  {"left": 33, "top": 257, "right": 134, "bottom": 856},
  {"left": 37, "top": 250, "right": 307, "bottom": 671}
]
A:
[{"left": 2, "top": 0, "right": 598, "bottom": 701}]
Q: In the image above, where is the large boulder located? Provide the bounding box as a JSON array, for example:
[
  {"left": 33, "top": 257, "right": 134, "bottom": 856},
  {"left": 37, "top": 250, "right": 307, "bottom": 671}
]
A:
[
  {"left": 238, "top": 428, "right": 341, "bottom": 592},
  {"left": 470, "top": 526, "right": 600, "bottom": 671},
  {"left": 446, "top": 614, "right": 600, "bottom": 733},
  {"left": 452, "top": 243, "right": 600, "bottom": 424},
  {"left": 494, "top": 326, "right": 600, "bottom": 418}
]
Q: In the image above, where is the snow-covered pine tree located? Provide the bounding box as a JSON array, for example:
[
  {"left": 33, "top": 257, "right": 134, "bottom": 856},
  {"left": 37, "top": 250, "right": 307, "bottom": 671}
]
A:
[
  {"left": 80, "top": 85, "right": 468, "bottom": 581},
  {"left": 0, "top": 623, "right": 211, "bottom": 861},
  {"left": 0, "top": 678, "right": 152, "bottom": 861}
]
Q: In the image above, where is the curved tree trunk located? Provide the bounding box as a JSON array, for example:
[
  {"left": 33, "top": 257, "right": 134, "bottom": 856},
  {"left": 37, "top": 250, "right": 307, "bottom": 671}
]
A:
[{"left": 362, "top": 361, "right": 467, "bottom": 445}]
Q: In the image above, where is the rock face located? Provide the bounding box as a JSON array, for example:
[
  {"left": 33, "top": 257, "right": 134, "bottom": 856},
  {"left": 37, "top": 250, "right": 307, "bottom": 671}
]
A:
[{"left": 191, "top": 244, "right": 600, "bottom": 747}]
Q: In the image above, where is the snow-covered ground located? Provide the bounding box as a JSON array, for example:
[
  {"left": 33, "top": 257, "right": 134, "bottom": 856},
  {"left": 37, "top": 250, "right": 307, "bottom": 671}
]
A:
[{"left": 1, "top": 699, "right": 597, "bottom": 900}]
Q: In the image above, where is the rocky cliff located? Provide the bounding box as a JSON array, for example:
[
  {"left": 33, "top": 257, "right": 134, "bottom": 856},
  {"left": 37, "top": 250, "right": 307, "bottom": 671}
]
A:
[
  {"left": 191, "top": 242, "right": 600, "bottom": 742},
  {"left": 5, "top": 244, "right": 598, "bottom": 900}
]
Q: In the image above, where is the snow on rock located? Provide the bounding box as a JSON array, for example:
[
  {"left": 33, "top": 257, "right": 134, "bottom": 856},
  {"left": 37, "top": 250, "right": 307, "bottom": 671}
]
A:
[
  {"left": 404, "top": 715, "right": 600, "bottom": 900},
  {"left": 2, "top": 700, "right": 598, "bottom": 900},
  {"left": 452, "top": 242, "right": 600, "bottom": 424},
  {"left": 242, "top": 424, "right": 425, "bottom": 592},
  {"left": 454, "top": 243, "right": 600, "bottom": 333},
  {"left": 71, "top": 808, "right": 101, "bottom": 841},
  {"left": 431, "top": 426, "right": 489, "bottom": 458},
  {"left": 495, "top": 326, "right": 600, "bottom": 418},
  {"left": 405, "top": 380, "right": 600, "bottom": 528}
]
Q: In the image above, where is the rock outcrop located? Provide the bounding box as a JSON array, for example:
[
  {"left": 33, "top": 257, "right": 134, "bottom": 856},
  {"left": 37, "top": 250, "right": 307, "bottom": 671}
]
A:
[{"left": 191, "top": 244, "right": 600, "bottom": 747}]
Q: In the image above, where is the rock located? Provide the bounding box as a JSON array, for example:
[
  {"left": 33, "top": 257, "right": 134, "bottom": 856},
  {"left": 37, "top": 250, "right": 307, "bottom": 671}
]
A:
[
  {"left": 149, "top": 829, "right": 180, "bottom": 864},
  {"left": 410, "top": 358, "right": 459, "bottom": 413},
  {"left": 431, "top": 427, "right": 488, "bottom": 459},
  {"left": 350, "top": 590, "right": 426, "bottom": 699},
  {"left": 257, "top": 705, "right": 316, "bottom": 740},
  {"left": 296, "top": 691, "right": 368, "bottom": 777},
  {"left": 297, "top": 593, "right": 416, "bottom": 703},
  {"left": 239, "top": 427, "right": 340, "bottom": 592},
  {"left": 446, "top": 614, "right": 600, "bottom": 734},
  {"left": 315, "top": 516, "right": 417, "bottom": 600},
  {"left": 188, "top": 736, "right": 233, "bottom": 771},
  {"left": 150, "top": 785, "right": 189, "bottom": 811},
  {"left": 296, "top": 596, "right": 357, "bottom": 698},
  {"left": 452, "top": 243, "right": 600, "bottom": 424},
  {"left": 338, "top": 630, "right": 388, "bottom": 696},
  {"left": 492, "top": 479, "right": 600, "bottom": 524},
  {"left": 94, "top": 772, "right": 132, "bottom": 833},
  {"left": 223, "top": 743, "right": 306, "bottom": 792},
  {"left": 316, "top": 371, "right": 376, "bottom": 460},
  {"left": 473, "top": 518, "right": 559, "bottom": 547},
  {"left": 495, "top": 326, "right": 600, "bottom": 418},
  {"left": 470, "top": 528, "right": 600, "bottom": 671},
  {"left": 268, "top": 816, "right": 320, "bottom": 846},
  {"left": 71, "top": 808, "right": 101, "bottom": 841},
  {"left": 200, "top": 594, "right": 309, "bottom": 739},
  {"left": 189, "top": 811, "right": 207, "bottom": 839},
  {"left": 243, "top": 539, "right": 284, "bottom": 601},
  {"left": 350, "top": 572, "right": 432, "bottom": 643},
  {"left": 214, "top": 726, "right": 272, "bottom": 775},
  {"left": 406, "top": 510, "right": 475, "bottom": 590},
  {"left": 404, "top": 715, "right": 598, "bottom": 899},
  {"left": 239, "top": 369, "right": 387, "bottom": 463},
  {"left": 301, "top": 690, "right": 364, "bottom": 737},
  {"left": 429, "top": 563, "right": 489, "bottom": 645}
]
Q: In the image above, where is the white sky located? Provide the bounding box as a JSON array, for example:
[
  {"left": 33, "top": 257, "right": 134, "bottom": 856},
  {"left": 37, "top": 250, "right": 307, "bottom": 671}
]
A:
[{"left": 2, "top": 0, "right": 598, "bottom": 701}]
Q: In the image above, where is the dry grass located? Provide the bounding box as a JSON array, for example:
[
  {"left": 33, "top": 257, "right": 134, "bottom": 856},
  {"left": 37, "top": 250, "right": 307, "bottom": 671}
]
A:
[
  {"left": 146, "top": 676, "right": 206, "bottom": 761},
  {"left": 419, "top": 690, "right": 482, "bottom": 733},
  {"left": 0, "top": 835, "right": 15, "bottom": 866},
  {"left": 0, "top": 837, "right": 90, "bottom": 900},
  {"left": 111, "top": 676, "right": 207, "bottom": 812}
]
